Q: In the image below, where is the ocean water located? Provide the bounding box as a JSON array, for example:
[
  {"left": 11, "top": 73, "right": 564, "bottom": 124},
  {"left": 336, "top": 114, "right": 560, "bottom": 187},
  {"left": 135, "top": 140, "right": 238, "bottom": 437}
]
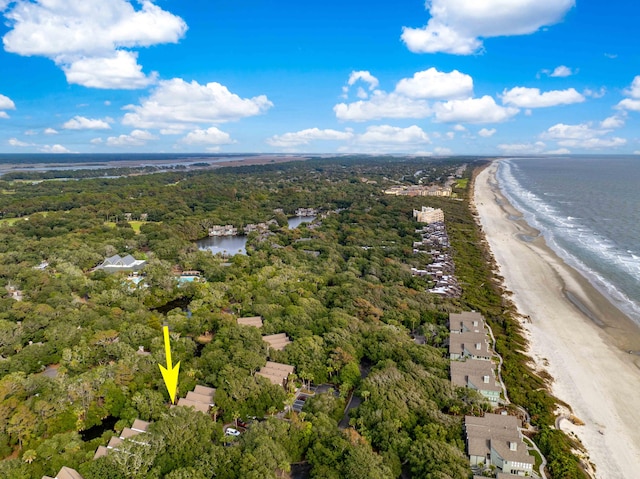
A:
[{"left": 496, "top": 156, "right": 640, "bottom": 326}]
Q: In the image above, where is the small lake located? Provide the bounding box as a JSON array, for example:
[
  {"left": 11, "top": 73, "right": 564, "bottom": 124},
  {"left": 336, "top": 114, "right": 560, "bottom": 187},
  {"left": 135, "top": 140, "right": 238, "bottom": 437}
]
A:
[
  {"left": 197, "top": 235, "right": 248, "bottom": 256},
  {"left": 197, "top": 216, "right": 316, "bottom": 256},
  {"left": 287, "top": 215, "right": 316, "bottom": 229}
]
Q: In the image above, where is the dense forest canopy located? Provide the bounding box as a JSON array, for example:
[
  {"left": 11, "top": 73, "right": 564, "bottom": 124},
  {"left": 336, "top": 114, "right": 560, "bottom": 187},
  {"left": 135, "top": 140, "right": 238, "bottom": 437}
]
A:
[{"left": 0, "top": 156, "right": 586, "bottom": 479}]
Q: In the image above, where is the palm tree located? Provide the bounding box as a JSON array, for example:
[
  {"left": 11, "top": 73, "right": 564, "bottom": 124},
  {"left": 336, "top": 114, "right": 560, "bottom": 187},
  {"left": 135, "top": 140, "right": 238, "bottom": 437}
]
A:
[
  {"left": 232, "top": 410, "right": 240, "bottom": 428},
  {"left": 22, "top": 450, "right": 36, "bottom": 464},
  {"left": 210, "top": 405, "right": 220, "bottom": 423}
]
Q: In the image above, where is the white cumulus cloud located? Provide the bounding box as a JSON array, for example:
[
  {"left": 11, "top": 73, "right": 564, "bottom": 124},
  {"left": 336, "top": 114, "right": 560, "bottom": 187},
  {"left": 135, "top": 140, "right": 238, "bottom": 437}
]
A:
[
  {"left": 478, "top": 128, "right": 496, "bottom": 137},
  {"left": 616, "top": 76, "right": 640, "bottom": 111},
  {"left": 106, "top": 129, "right": 157, "bottom": 146},
  {"left": 600, "top": 115, "right": 625, "bottom": 129},
  {"left": 434, "top": 96, "right": 519, "bottom": 123},
  {"left": 626, "top": 76, "right": 640, "bottom": 98},
  {"left": 335, "top": 68, "right": 480, "bottom": 122},
  {"left": 584, "top": 87, "right": 606, "bottom": 99},
  {"left": 401, "top": 0, "right": 575, "bottom": 55},
  {"left": 347, "top": 71, "right": 379, "bottom": 90},
  {"left": 267, "top": 128, "right": 353, "bottom": 148},
  {"left": 63, "top": 116, "right": 111, "bottom": 130},
  {"left": 356, "top": 125, "right": 430, "bottom": 145},
  {"left": 0, "top": 93, "right": 16, "bottom": 117},
  {"left": 569, "top": 137, "right": 626, "bottom": 148},
  {"left": 334, "top": 91, "right": 431, "bottom": 121},
  {"left": 62, "top": 51, "right": 158, "bottom": 89},
  {"left": 40, "top": 144, "right": 72, "bottom": 153},
  {"left": 541, "top": 122, "right": 626, "bottom": 149},
  {"left": 542, "top": 123, "right": 606, "bottom": 141},
  {"left": 2, "top": 0, "right": 186, "bottom": 88},
  {"left": 497, "top": 142, "right": 547, "bottom": 154},
  {"left": 181, "top": 127, "right": 235, "bottom": 146},
  {"left": 395, "top": 68, "right": 473, "bottom": 100},
  {"left": 122, "top": 79, "right": 272, "bottom": 130},
  {"left": 550, "top": 65, "right": 573, "bottom": 77},
  {"left": 616, "top": 99, "right": 640, "bottom": 112},
  {"left": 44, "top": 128, "right": 58, "bottom": 135},
  {"left": 501, "top": 87, "right": 584, "bottom": 108},
  {"left": 8, "top": 138, "right": 32, "bottom": 147}
]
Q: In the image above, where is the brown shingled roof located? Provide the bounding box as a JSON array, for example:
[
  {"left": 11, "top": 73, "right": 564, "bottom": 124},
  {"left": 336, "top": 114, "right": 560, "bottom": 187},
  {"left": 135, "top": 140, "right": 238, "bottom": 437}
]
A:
[{"left": 237, "top": 316, "right": 263, "bottom": 328}]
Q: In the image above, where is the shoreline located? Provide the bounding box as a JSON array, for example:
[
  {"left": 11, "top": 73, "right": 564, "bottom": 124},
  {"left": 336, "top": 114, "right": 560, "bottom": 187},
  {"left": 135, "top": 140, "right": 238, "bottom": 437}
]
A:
[{"left": 473, "top": 161, "right": 640, "bottom": 479}]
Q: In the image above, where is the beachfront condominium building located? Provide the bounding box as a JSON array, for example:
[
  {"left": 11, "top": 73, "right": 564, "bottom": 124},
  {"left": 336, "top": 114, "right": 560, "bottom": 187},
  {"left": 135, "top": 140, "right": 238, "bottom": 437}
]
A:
[
  {"left": 449, "top": 311, "right": 485, "bottom": 334},
  {"left": 413, "top": 206, "right": 445, "bottom": 224},
  {"left": 465, "top": 413, "right": 534, "bottom": 476},
  {"left": 448, "top": 331, "right": 492, "bottom": 361},
  {"left": 450, "top": 359, "right": 502, "bottom": 405}
]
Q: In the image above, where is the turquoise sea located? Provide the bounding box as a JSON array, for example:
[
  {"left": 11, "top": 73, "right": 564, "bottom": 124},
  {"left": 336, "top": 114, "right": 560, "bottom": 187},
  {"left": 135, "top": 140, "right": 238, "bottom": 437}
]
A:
[{"left": 497, "top": 156, "right": 640, "bottom": 326}]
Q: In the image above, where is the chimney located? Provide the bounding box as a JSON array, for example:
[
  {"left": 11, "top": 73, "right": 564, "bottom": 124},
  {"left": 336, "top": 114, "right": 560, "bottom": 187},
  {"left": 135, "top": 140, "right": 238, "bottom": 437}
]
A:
[
  {"left": 509, "top": 441, "right": 517, "bottom": 451},
  {"left": 476, "top": 343, "right": 482, "bottom": 350},
  {"left": 483, "top": 375, "right": 490, "bottom": 383}
]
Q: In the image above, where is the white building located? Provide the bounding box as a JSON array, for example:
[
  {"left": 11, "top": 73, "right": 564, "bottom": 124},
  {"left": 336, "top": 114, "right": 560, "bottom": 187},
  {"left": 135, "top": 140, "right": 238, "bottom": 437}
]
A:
[{"left": 413, "top": 206, "right": 444, "bottom": 224}]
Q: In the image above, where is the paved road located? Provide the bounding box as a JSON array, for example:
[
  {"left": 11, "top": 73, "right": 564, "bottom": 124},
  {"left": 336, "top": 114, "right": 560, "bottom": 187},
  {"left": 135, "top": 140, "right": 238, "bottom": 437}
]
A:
[{"left": 339, "top": 393, "right": 361, "bottom": 429}]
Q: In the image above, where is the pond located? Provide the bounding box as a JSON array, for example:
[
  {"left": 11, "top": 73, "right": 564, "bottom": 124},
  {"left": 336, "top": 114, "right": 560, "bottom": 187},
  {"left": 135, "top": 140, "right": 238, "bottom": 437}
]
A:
[
  {"left": 197, "top": 216, "right": 317, "bottom": 256},
  {"left": 196, "top": 234, "right": 248, "bottom": 256},
  {"left": 287, "top": 215, "right": 316, "bottom": 229}
]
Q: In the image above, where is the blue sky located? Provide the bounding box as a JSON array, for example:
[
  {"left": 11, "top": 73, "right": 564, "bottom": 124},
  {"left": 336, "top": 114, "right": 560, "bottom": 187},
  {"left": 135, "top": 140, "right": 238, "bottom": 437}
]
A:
[{"left": 0, "top": 0, "right": 639, "bottom": 155}]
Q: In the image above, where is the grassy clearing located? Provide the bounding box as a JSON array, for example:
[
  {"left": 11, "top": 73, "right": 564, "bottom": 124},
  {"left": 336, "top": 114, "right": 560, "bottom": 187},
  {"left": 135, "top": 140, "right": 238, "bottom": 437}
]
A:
[
  {"left": 455, "top": 178, "right": 469, "bottom": 189},
  {"left": 104, "top": 220, "right": 147, "bottom": 233},
  {"left": 0, "top": 217, "right": 24, "bottom": 226}
]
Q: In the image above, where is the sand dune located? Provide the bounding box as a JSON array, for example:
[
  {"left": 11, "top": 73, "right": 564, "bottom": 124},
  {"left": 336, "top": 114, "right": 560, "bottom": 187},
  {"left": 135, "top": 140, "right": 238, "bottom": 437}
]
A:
[{"left": 473, "top": 162, "right": 640, "bottom": 479}]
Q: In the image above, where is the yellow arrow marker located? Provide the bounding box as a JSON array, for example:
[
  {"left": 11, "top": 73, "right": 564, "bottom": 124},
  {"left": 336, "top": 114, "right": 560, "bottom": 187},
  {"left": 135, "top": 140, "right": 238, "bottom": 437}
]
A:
[{"left": 159, "top": 325, "right": 180, "bottom": 404}]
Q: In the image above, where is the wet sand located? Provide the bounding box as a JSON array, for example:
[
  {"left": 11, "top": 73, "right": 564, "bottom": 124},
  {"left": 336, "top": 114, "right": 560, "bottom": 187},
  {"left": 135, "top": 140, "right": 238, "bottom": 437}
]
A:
[{"left": 473, "top": 161, "right": 640, "bottom": 479}]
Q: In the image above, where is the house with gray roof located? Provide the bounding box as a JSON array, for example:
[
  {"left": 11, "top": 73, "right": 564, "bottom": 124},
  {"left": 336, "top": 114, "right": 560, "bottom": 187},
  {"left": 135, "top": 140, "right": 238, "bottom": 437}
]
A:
[
  {"left": 449, "top": 331, "right": 492, "bottom": 361},
  {"left": 96, "top": 254, "right": 146, "bottom": 273},
  {"left": 237, "top": 316, "right": 263, "bottom": 328},
  {"left": 450, "top": 359, "right": 501, "bottom": 405},
  {"left": 262, "top": 333, "right": 292, "bottom": 351},
  {"left": 93, "top": 419, "right": 151, "bottom": 460},
  {"left": 175, "top": 385, "right": 216, "bottom": 413},
  {"left": 43, "top": 466, "right": 84, "bottom": 479},
  {"left": 256, "top": 361, "right": 295, "bottom": 388},
  {"left": 449, "top": 311, "right": 485, "bottom": 334},
  {"left": 465, "top": 413, "right": 534, "bottom": 476}
]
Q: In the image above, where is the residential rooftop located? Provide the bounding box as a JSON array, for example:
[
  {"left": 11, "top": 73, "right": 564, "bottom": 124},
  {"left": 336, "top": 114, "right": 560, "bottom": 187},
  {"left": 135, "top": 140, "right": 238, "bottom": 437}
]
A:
[
  {"left": 237, "top": 316, "right": 263, "bottom": 328},
  {"left": 43, "top": 467, "right": 84, "bottom": 479},
  {"left": 449, "top": 311, "right": 485, "bottom": 334},
  {"left": 256, "top": 361, "right": 295, "bottom": 388},
  {"left": 449, "top": 331, "right": 492, "bottom": 360},
  {"left": 450, "top": 360, "right": 501, "bottom": 394},
  {"left": 262, "top": 333, "right": 292, "bottom": 351}
]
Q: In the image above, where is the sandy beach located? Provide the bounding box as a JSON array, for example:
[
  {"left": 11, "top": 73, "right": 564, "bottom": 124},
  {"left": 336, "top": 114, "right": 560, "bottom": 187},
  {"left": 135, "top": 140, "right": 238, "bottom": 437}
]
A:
[{"left": 474, "top": 161, "right": 640, "bottom": 479}]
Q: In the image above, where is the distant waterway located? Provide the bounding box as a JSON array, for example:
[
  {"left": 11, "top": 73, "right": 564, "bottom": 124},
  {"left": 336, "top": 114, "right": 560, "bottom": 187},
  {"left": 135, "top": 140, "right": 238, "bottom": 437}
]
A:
[{"left": 197, "top": 216, "right": 316, "bottom": 256}]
